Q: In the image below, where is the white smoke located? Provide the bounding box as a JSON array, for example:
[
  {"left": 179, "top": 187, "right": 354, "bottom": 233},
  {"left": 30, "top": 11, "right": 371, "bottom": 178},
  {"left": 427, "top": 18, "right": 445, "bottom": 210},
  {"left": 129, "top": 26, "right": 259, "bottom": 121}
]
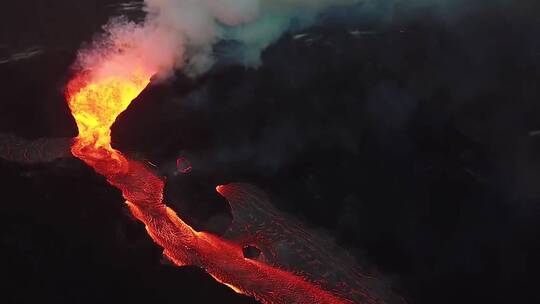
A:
[{"left": 76, "top": 0, "right": 363, "bottom": 80}]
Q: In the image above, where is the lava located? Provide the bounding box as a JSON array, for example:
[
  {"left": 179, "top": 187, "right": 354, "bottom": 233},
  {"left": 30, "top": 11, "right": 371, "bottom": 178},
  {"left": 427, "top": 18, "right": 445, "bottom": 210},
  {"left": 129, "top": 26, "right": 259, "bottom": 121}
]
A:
[
  {"left": 176, "top": 156, "right": 192, "bottom": 174},
  {"left": 65, "top": 70, "right": 354, "bottom": 304},
  {"left": 66, "top": 71, "right": 150, "bottom": 173}
]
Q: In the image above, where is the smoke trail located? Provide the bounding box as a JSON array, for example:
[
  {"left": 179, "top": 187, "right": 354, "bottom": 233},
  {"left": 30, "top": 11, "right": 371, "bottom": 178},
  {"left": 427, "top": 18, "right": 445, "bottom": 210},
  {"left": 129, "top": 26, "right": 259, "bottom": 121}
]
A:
[{"left": 75, "top": 0, "right": 363, "bottom": 80}]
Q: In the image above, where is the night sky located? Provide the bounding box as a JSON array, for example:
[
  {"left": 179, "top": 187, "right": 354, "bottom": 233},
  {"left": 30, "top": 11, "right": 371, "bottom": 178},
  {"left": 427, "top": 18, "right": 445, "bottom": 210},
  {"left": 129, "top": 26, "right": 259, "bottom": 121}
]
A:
[{"left": 1, "top": 1, "right": 540, "bottom": 303}]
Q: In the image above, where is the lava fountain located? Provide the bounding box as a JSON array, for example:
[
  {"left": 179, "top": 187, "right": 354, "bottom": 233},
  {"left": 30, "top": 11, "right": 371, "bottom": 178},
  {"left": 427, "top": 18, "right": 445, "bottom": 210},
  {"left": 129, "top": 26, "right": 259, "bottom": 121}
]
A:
[
  {"left": 66, "top": 70, "right": 150, "bottom": 173},
  {"left": 65, "top": 69, "right": 358, "bottom": 304}
]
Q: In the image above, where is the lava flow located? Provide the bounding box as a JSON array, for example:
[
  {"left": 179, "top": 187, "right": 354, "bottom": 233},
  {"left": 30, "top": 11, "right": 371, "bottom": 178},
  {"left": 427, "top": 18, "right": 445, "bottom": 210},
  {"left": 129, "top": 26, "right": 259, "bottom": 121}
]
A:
[{"left": 65, "top": 70, "right": 354, "bottom": 304}]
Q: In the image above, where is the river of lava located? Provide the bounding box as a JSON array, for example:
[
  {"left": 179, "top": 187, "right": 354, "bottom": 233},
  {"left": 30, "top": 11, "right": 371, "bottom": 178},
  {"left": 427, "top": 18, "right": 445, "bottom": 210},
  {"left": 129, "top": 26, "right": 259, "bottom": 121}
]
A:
[{"left": 65, "top": 71, "right": 352, "bottom": 304}]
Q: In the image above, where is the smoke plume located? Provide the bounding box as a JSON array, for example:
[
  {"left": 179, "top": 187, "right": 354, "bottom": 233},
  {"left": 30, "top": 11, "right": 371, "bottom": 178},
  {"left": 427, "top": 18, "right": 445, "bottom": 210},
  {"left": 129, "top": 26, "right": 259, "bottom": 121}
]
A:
[{"left": 75, "top": 0, "right": 363, "bottom": 80}]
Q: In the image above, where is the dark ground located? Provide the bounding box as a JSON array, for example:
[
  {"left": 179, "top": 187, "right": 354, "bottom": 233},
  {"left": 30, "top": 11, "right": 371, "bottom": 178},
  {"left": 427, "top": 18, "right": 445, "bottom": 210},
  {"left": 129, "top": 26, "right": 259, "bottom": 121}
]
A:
[{"left": 1, "top": 1, "right": 540, "bottom": 303}]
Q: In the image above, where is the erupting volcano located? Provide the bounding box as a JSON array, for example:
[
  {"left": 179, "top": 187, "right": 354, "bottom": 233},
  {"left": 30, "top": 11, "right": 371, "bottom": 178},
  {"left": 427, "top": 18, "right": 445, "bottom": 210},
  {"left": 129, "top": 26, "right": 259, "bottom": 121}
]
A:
[
  {"left": 2, "top": 1, "right": 537, "bottom": 304},
  {"left": 61, "top": 46, "right": 410, "bottom": 301},
  {"left": 65, "top": 69, "right": 370, "bottom": 304},
  {"left": 0, "top": 1, "right": 408, "bottom": 302}
]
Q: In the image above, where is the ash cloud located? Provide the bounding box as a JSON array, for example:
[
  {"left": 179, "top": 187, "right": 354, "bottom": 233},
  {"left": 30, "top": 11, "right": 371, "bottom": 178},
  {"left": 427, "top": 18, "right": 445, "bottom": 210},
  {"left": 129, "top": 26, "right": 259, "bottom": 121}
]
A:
[
  {"left": 74, "top": 0, "right": 363, "bottom": 80},
  {"left": 75, "top": 0, "right": 523, "bottom": 81}
]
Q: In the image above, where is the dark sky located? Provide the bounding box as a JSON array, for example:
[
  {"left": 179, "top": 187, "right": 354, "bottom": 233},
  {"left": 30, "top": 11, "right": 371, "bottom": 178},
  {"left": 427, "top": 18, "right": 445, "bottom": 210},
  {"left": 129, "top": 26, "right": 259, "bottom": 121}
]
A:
[{"left": 1, "top": 1, "right": 540, "bottom": 303}]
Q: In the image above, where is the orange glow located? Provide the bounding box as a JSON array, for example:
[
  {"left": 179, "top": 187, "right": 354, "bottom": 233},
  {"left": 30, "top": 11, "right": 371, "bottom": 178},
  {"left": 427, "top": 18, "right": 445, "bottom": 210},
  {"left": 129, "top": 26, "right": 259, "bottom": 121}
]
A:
[
  {"left": 66, "top": 71, "right": 150, "bottom": 173},
  {"left": 66, "top": 69, "right": 352, "bottom": 304},
  {"left": 67, "top": 71, "right": 149, "bottom": 149},
  {"left": 215, "top": 184, "right": 224, "bottom": 194}
]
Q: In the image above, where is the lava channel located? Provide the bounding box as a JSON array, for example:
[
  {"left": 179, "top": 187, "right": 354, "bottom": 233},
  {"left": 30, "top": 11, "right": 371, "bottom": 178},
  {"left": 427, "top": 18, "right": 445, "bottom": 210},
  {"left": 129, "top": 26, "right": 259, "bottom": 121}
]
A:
[{"left": 64, "top": 69, "right": 403, "bottom": 304}]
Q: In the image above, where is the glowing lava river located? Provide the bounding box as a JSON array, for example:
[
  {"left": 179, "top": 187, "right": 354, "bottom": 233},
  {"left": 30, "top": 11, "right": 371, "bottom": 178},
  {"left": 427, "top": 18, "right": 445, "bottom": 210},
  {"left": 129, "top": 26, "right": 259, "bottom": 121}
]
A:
[{"left": 65, "top": 70, "right": 359, "bottom": 304}]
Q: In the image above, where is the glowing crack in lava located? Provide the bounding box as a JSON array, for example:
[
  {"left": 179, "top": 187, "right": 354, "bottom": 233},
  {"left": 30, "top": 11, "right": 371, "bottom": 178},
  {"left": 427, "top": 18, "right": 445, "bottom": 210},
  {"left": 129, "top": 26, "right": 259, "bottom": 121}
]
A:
[{"left": 64, "top": 65, "right": 408, "bottom": 304}]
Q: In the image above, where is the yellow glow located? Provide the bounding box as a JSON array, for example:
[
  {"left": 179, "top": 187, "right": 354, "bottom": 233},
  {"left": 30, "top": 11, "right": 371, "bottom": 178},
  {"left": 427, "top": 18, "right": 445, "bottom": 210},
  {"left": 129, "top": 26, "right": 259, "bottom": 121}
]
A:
[{"left": 67, "top": 72, "right": 150, "bottom": 151}]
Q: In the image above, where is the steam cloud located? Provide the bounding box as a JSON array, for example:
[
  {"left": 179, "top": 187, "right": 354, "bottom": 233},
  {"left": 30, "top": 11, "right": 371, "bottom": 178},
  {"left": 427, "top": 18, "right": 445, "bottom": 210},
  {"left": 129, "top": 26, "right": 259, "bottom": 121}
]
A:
[{"left": 76, "top": 0, "right": 362, "bottom": 80}]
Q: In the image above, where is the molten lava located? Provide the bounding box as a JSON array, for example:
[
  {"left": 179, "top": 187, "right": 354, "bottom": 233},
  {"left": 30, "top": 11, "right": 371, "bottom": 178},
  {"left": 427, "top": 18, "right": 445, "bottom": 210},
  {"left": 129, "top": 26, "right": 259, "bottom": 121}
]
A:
[
  {"left": 66, "top": 71, "right": 150, "bottom": 174},
  {"left": 65, "top": 70, "right": 367, "bottom": 304}
]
